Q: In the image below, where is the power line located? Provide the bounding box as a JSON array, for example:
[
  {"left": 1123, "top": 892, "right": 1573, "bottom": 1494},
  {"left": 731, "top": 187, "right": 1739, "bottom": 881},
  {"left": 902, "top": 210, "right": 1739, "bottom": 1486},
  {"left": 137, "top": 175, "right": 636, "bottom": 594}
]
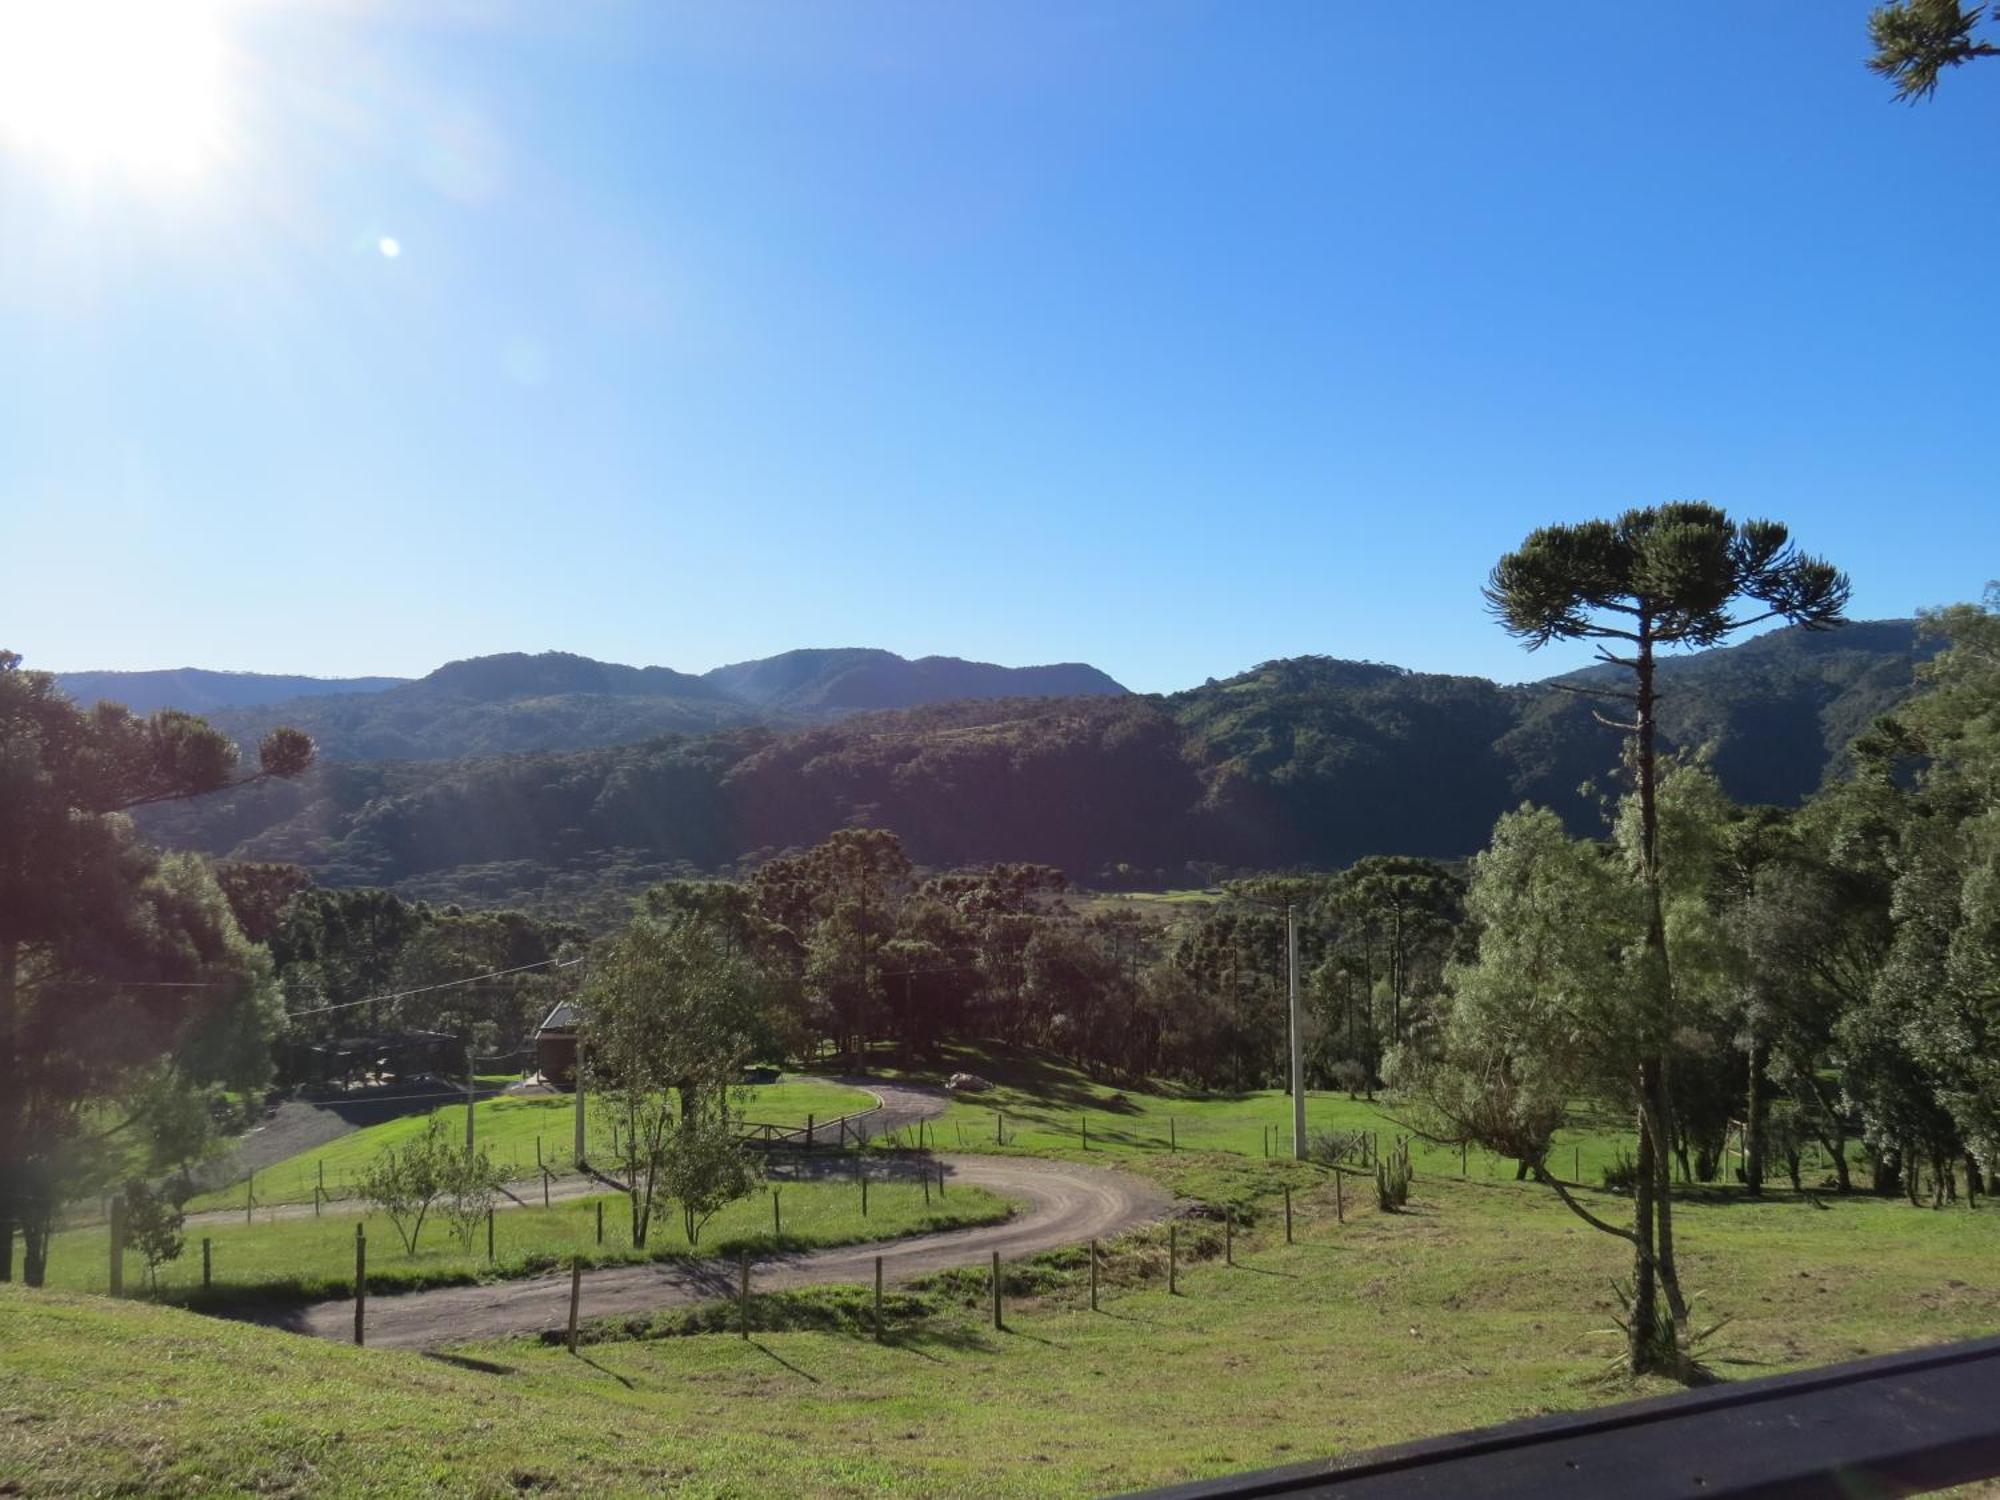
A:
[{"left": 284, "top": 956, "right": 584, "bottom": 1021}]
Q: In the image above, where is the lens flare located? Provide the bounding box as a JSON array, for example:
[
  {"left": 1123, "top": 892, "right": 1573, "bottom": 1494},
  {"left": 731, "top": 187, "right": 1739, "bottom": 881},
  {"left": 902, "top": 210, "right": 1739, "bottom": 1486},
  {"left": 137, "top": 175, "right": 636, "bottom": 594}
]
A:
[{"left": 0, "top": 0, "right": 231, "bottom": 182}]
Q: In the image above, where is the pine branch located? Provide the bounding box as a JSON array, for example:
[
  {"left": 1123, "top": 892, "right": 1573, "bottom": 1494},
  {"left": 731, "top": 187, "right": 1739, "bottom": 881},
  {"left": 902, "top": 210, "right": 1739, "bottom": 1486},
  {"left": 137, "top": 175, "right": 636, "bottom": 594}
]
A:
[{"left": 1552, "top": 681, "right": 1641, "bottom": 704}]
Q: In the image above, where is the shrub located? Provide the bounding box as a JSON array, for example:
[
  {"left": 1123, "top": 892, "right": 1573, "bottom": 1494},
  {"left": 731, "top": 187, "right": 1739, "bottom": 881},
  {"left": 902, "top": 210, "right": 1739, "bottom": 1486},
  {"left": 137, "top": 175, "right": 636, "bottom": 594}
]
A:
[
  {"left": 122, "top": 1180, "right": 186, "bottom": 1294},
  {"left": 1601, "top": 1149, "right": 1641, "bottom": 1192}
]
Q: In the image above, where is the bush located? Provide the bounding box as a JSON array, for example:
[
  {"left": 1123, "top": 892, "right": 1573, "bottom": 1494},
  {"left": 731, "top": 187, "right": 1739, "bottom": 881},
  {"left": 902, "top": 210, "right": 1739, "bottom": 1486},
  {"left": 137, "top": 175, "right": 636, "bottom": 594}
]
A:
[
  {"left": 1305, "top": 1127, "right": 1369, "bottom": 1168},
  {"left": 122, "top": 1180, "right": 186, "bottom": 1294},
  {"left": 1601, "top": 1149, "right": 1641, "bottom": 1192}
]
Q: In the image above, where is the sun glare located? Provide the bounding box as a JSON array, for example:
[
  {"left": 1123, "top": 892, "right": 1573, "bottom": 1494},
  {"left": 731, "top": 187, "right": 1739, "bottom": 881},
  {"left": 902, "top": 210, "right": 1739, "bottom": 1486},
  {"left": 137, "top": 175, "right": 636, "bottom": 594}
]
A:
[{"left": 0, "top": 0, "right": 231, "bottom": 182}]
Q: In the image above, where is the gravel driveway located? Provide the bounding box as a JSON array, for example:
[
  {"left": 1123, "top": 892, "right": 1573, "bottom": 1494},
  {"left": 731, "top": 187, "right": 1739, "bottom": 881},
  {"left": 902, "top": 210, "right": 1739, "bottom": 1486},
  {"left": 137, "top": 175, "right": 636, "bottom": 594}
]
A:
[{"left": 254, "top": 1153, "right": 1171, "bottom": 1350}]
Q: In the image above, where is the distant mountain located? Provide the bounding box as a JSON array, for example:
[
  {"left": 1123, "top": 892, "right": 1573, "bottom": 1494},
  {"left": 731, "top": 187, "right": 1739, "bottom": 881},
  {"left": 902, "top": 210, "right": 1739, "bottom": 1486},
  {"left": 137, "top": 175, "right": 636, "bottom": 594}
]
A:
[
  {"left": 191, "top": 648, "right": 1131, "bottom": 762},
  {"left": 135, "top": 619, "right": 1939, "bottom": 912},
  {"left": 1511, "top": 617, "right": 1935, "bottom": 808},
  {"left": 703, "top": 648, "right": 1127, "bottom": 715},
  {"left": 425, "top": 652, "right": 721, "bottom": 703},
  {"left": 54, "top": 667, "right": 407, "bottom": 715}
]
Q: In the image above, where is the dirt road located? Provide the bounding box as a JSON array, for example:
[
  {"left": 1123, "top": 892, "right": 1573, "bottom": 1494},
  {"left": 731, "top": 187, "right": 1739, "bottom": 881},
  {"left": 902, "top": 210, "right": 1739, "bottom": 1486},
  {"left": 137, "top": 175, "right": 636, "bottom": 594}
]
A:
[{"left": 263, "top": 1153, "right": 1170, "bottom": 1350}]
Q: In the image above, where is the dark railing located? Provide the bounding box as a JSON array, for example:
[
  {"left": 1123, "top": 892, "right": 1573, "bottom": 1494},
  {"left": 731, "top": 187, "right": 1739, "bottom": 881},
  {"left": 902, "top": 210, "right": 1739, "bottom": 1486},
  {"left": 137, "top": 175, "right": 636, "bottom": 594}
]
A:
[
  {"left": 737, "top": 1104, "right": 882, "bottom": 1151},
  {"left": 1125, "top": 1334, "right": 2000, "bottom": 1499}
]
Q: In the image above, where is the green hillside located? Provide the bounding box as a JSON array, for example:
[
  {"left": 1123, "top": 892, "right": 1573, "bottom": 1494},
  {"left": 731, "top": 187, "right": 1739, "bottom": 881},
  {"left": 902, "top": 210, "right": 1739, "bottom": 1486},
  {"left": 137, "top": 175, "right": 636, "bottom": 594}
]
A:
[{"left": 134, "top": 621, "right": 1935, "bottom": 908}]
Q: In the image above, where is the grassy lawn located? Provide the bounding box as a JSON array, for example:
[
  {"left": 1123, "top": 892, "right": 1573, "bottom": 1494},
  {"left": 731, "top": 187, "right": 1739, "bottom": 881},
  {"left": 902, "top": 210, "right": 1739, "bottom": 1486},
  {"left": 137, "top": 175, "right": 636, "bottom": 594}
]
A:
[
  {"left": 186, "top": 1077, "right": 876, "bottom": 1213},
  {"left": 44, "top": 1175, "right": 1008, "bottom": 1306},
  {"left": 878, "top": 1041, "right": 1642, "bottom": 1185},
  {"left": 6, "top": 1166, "right": 1996, "bottom": 1497}
]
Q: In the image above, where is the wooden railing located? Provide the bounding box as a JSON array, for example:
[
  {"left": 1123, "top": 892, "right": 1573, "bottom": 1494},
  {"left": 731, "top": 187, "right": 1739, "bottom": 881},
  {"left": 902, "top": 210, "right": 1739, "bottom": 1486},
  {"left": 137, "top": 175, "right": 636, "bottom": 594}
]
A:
[{"left": 736, "top": 1102, "right": 883, "bottom": 1151}]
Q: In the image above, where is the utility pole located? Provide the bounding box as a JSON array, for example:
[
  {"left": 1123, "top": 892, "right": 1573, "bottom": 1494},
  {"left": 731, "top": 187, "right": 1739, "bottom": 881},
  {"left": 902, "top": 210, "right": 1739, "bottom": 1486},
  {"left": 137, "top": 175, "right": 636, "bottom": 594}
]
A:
[
  {"left": 1288, "top": 902, "right": 1305, "bottom": 1161},
  {"left": 572, "top": 1040, "right": 586, "bottom": 1165}
]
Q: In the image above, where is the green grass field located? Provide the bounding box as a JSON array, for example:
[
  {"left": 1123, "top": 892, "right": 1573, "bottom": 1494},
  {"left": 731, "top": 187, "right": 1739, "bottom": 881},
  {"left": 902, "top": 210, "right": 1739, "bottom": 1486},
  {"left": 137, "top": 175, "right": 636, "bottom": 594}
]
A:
[
  {"left": 7, "top": 1161, "right": 1996, "bottom": 1497},
  {"left": 186, "top": 1076, "right": 876, "bottom": 1213},
  {"left": 880, "top": 1041, "right": 1641, "bottom": 1184},
  {"left": 50, "top": 1174, "right": 1001, "bottom": 1306}
]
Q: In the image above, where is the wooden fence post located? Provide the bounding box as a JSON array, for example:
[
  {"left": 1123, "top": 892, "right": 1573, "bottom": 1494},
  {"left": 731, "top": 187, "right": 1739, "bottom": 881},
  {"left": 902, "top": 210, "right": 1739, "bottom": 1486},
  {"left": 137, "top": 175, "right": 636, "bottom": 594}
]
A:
[
  {"left": 1336, "top": 1169, "right": 1345, "bottom": 1223},
  {"left": 596, "top": 1200, "right": 604, "bottom": 1245},
  {"left": 1089, "top": 1238, "right": 1099, "bottom": 1311},
  {"left": 1462, "top": 1141, "right": 1469, "bottom": 1178},
  {"left": 937, "top": 1163, "right": 946, "bottom": 1198},
  {"left": 996, "top": 1111, "right": 1004, "bottom": 1144},
  {"left": 1284, "top": 1185, "right": 1293, "bottom": 1244},
  {"left": 108, "top": 1193, "right": 124, "bottom": 1298},
  {"left": 740, "top": 1251, "right": 750, "bottom": 1340},
  {"left": 1170, "top": 1117, "right": 1177, "bottom": 1153},
  {"left": 992, "top": 1249, "right": 1003, "bottom": 1330},
  {"left": 772, "top": 1187, "right": 781, "bottom": 1237},
  {"left": 860, "top": 1169, "right": 868, "bottom": 1217},
  {"left": 1081, "top": 1115, "right": 1088, "bottom": 1151},
  {"left": 353, "top": 1225, "right": 366, "bottom": 1346},
  {"left": 1574, "top": 1144, "right": 1581, "bottom": 1181},
  {"left": 202, "top": 1236, "right": 212, "bottom": 1290},
  {"left": 542, "top": 1169, "right": 551, "bottom": 1209},
  {"left": 806, "top": 1113, "right": 814, "bottom": 1148},
  {"left": 874, "top": 1256, "right": 884, "bottom": 1343},
  {"left": 922, "top": 1169, "right": 930, "bottom": 1206},
  {"left": 567, "top": 1258, "right": 582, "bottom": 1354}
]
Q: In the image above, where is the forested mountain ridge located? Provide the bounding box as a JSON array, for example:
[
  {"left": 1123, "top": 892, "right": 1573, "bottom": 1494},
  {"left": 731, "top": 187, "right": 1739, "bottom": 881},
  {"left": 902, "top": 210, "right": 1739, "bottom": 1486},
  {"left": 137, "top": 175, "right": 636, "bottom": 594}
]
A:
[
  {"left": 171, "top": 648, "right": 1131, "bottom": 761},
  {"left": 54, "top": 667, "right": 408, "bottom": 714},
  {"left": 131, "top": 619, "right": 1938, "bottom": 913},
  {"left": 704, "top": 647, "right": 1126, "bottom": 714}
]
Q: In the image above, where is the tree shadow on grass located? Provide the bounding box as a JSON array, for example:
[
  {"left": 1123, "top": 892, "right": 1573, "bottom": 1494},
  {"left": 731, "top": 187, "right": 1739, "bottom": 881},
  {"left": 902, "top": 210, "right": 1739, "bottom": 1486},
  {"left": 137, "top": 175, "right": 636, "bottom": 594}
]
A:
[
  {"left": 572, "top": 1352, "right": 637, "bottom": 1389},
  {"left": 422, "top": 1351, "right": 516, "bottom": 1376},
  {"left": 745, "top": 1340, "right": 821, "bottom": 1381}
]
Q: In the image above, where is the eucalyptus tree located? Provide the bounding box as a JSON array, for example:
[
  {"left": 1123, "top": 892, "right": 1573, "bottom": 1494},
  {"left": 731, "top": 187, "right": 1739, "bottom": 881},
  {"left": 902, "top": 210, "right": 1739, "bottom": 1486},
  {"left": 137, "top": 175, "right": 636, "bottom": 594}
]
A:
[
  {"left": 1846, "top": 590, "right": 2000, "bottom": 1193},
  {"left": 1485, "top": 505, "right": 1847, "bottom": 1373},
  {"left": 0, "top": 652, "right": 314, "bottom": 1284},
  {"left": 578, "top": 911, "right": 760, "bottom": 1247}
]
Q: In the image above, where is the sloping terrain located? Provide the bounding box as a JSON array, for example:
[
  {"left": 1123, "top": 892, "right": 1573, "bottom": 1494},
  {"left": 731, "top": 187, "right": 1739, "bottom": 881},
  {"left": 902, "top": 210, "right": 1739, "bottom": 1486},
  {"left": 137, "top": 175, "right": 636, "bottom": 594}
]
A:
[
  {"left": 129, "top": 621, "right": 1937, "bottom": 902},
  {"left": 54, "top": 667, "right": 407, "bottom": 714}
]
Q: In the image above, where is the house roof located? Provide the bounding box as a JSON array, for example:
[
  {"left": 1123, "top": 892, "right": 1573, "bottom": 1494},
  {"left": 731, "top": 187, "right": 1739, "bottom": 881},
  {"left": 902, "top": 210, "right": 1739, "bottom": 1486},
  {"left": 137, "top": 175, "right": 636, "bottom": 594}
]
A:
[{"left": 536, "top": 1000, "right": 581, "bottom": 1035}]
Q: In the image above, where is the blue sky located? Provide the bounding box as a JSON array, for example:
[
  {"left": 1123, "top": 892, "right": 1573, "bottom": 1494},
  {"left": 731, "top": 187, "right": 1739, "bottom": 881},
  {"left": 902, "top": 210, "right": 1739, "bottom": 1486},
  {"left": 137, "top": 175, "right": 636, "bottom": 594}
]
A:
[{"left": 3, "top": 2, "right": 1995, "bottom": 694}]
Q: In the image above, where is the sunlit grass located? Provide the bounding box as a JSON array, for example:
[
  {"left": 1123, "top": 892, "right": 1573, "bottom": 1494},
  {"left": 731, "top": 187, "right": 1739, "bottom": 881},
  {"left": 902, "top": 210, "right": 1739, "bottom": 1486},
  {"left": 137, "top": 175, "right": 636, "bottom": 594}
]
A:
[
  {"left": 7, "top": 1165, "right": 1996, "bottom": 1497},
  {"left": 185, "top": 1077, "right": 876, "bottom": 1213},
  {"left": 47, "top": 1175, "right": 1007, "bottom": 1305}
]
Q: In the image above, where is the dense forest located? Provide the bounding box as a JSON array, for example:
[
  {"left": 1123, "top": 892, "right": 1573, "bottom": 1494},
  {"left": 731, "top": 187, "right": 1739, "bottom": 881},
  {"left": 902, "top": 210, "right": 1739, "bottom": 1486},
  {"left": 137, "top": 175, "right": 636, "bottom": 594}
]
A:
[{"left": 132, "top": 619, "right": 1934, "bottom": 916}]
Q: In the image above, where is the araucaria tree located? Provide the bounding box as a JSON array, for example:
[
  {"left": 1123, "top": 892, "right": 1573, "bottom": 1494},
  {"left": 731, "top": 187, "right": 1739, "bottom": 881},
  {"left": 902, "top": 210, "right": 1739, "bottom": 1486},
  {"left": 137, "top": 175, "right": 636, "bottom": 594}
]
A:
[
  {"left": 1482, "top": 504, "right": 1848, "bottom": 1375},
  {"left": 1867, "top": 0, "right": 1997, "bottom": 99}
]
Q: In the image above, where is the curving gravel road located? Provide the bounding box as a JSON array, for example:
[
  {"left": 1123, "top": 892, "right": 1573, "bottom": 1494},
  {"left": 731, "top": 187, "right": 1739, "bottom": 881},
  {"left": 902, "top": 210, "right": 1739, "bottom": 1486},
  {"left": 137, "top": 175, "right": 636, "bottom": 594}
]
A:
[{"left": 260, "top": 1152, "right": 1170, "bottom": 1350}]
